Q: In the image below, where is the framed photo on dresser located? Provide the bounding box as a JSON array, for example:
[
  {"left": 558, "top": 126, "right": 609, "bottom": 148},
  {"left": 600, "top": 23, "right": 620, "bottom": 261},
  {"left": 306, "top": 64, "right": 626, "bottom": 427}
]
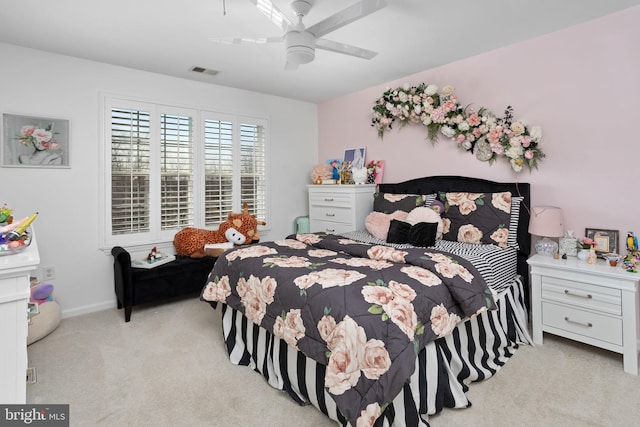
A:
[{"left": 585, "top": 228, "right": 619, "bottom": 256}]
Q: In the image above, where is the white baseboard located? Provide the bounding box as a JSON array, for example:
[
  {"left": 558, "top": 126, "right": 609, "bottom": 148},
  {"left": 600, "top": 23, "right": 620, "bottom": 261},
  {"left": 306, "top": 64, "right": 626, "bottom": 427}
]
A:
[{"left": 61, "top": 300, "right": 115, "bottom": 319}]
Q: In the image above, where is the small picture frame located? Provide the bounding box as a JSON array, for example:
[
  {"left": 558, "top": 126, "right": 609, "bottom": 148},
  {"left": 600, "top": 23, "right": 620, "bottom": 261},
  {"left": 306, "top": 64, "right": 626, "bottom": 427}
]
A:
[
  {"left": 1, "top": 113, "right": 70, "bottom": 168},
  {"left": 326, "top": 158, "right": 341, "bottom": 181},
  {"left": 343, "top": 147, "right": 366, "bottom": 169},
  {"left": 585, "top": 228, "right": 619, "bottom": 256}
]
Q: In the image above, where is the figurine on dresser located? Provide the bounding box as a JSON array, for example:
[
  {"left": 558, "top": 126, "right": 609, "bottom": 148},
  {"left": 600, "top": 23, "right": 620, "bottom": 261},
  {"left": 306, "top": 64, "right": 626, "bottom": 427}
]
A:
[{"left": 624, "top": 231, "right": 639, "bottom": 272}]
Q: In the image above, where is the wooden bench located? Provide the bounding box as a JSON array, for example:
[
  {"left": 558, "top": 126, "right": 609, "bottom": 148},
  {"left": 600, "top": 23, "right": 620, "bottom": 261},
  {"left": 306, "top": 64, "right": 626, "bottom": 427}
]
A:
[{"left": 111, "top": 246, "right": 217, "bottom": 322}]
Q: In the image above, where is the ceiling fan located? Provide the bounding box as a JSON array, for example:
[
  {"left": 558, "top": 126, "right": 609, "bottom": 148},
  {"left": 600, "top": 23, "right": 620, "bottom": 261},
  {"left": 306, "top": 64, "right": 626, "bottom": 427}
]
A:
[{"left": 211, "top": 0, "right": 388, "bottom": 69}]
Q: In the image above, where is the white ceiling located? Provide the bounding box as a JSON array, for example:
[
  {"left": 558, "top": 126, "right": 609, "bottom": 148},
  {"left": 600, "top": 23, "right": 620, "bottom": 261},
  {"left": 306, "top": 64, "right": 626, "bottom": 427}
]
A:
[{"left": 1, "top": 0, "right": 638, "bottom": 103}]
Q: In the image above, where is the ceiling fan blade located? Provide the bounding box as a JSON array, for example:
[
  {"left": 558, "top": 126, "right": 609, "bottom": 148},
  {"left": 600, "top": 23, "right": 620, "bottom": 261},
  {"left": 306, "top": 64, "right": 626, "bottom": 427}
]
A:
[
  {"left": 209, "top": 36, "right": 283, "bottom": 45},
  {"left": 316, "top": 38, "right": 378, "bottom": 59},
  {"left": 306, "top": 0, "right": 388, "bottom": 38},
  {"left": 249, "top": 0, "right": 294, "bottom": 32}
]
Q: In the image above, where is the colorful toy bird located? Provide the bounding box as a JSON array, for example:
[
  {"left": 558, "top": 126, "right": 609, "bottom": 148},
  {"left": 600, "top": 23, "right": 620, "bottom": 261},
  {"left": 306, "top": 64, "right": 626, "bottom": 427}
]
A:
[{"left": 627, "top": 231, "right": 639, "bottom": 251}]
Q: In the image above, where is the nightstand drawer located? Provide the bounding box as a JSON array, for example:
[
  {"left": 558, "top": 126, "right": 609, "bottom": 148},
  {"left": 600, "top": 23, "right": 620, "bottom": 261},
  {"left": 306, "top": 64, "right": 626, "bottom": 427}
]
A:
[
  {"left": 310, "top": 194, "right": 352, "bottom": 209},
  {"left": 309, "top": 206, "right": 353, "bottom": 224},
  {"left": 541, "top": 276, "right": 621, "bottom": 316},
  {"left": 542, "top": 301, "right": 623, "bottom": 346},
  {"left": 310, "top": 220, "right": 354, "bottom": 234}
]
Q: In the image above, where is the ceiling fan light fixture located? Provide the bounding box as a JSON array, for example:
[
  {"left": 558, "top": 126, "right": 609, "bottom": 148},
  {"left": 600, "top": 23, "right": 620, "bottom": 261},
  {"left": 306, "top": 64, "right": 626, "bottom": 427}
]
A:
[
  {"left": 285, "top": 30, "right": 315, "bottom": 64},
  {"left": 287, "top": 45, "right": 315, "bottom": 64}
]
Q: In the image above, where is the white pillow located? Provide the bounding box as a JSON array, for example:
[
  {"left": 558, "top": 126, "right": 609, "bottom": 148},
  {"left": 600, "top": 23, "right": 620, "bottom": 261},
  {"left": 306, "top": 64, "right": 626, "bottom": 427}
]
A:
[{"left": 406, "top": 206, "right": 444, "bottom": 240}]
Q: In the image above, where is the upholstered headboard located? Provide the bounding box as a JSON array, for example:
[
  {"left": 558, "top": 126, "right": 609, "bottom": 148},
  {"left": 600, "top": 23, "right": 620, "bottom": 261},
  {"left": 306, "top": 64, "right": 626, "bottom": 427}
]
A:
[{"left": 378, "top": 175, "right": 531, "bottom": 303}]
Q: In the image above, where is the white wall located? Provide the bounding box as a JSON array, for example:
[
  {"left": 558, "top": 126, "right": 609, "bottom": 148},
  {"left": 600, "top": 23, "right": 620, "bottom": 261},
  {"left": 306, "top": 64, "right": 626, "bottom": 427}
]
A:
[{"left": 0, "top": 42, "right": 318, "bottom": 317}]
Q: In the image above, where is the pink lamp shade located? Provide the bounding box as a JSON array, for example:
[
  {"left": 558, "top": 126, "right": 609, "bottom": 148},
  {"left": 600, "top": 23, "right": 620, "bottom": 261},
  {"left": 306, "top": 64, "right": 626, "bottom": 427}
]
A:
[{"left": 529, "top": 206, "right": 564, "bottom": 256}]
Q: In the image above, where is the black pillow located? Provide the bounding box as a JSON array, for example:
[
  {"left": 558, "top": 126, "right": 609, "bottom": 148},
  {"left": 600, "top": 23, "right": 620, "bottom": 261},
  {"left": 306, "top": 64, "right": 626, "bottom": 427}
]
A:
[
  {"left": 387, "top": 220, "right": 437, "bottom": 247},
  {"left": 386, "top": 219, "right": 411, "bottom": 243}
]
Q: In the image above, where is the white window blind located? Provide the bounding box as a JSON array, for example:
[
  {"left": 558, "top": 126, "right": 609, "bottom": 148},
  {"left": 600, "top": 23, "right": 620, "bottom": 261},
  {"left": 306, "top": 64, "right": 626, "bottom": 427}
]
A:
[
  {"left": 240, "top": 122, "right": 267, "bottom": 221},
  {"left": 161, "top": 114, "right": 194, "bottom": 229},
  {"left": 204, "top": 119, "right": 234, "bottom": 225},
  {"left": 110, "top": 108, "right": 151, "bottom": 235}
]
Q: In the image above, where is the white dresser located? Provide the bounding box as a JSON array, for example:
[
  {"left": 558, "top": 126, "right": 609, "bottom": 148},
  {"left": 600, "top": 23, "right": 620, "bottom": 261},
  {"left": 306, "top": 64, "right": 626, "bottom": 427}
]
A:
[
  {"left": 528, "top": 254, "right": 639, "bottom": 375},
  {"left": 0, "top": 233, "right": 40, "bottom": 403},
  {"left": 308, "top": 184, "right": 376, "bottom": 234}
]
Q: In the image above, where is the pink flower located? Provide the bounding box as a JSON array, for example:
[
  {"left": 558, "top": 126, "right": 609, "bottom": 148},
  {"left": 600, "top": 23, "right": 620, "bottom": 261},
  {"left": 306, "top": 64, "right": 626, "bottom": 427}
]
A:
[
  {"left": 487, "top": 128, "right": 502, "bottom": 143},
  {"left": 361, "top": 339, "right": 391, "bottom": 379},
  {"left": 525, "top": 150, "right": 535, "bottom": 160},
  {"left": 32, "top": 128, "right": 52, "bottom": 144},
  {"left": 356, "top": 403, "right": 381, "bottom": 427},
  {"left": 443, "top": 99, "right": 457, "bottom": 113},
  {"left": 430, "top": 107, "right": 446, "bottom": 123},
  {"left": 467, "top": 113, "right": 481, "bottom": 127},
  {"left": 430, "top": 304, "right": 461, "bottom": 337},
  {"left": 20, "top": 125, "right": 36, "bottom": 136}
]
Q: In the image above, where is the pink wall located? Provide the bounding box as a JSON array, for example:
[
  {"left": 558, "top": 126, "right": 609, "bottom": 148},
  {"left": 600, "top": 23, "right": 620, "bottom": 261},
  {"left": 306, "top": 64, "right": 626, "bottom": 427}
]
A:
[{"left": 319, "top": 6, "right": 640, "bottom": 247}]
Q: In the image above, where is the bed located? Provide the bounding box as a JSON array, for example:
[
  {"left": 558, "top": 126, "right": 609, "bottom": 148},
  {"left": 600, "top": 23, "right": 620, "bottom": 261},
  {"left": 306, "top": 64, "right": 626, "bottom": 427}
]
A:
[{"left": 201, "top": 176, "right": 533, "bottom": 426}]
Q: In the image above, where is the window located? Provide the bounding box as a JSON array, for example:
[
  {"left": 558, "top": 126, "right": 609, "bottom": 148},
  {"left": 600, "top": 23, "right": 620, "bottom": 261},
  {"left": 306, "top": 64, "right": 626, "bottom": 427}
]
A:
[{"left": 101, "top": 96, "right": 268, "bottom": 249}]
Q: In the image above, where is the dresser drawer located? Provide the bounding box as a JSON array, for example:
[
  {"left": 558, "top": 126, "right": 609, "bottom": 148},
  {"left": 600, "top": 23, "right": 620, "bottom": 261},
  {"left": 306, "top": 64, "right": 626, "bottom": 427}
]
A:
[
  {"left": 541, "top": 276, "right": 621, "bottom": 316},
  {"left": 310, "top": 220, "right": 355, "bottom": 234},
  {"left": 309, "top": 194, "right": 353, "bottom": 209},
  {"left": 309, "top": 206, "right": 353, "bottom": 224},
  {"left": 542, "top": 301, "right": 623, "bottom": 346}
]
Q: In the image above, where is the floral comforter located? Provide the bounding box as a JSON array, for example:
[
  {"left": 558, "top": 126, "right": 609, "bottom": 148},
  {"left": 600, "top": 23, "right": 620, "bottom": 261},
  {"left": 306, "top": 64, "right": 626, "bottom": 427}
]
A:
[{"left": 201, "top": 233, "right": 497, "bottom": 427}]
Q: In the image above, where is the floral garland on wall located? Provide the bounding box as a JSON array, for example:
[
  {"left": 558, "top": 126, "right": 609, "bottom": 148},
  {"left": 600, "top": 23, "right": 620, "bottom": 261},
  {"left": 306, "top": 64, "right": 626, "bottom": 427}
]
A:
[{"left": 370, "top": 83, "right": 545, "bottom": 172}]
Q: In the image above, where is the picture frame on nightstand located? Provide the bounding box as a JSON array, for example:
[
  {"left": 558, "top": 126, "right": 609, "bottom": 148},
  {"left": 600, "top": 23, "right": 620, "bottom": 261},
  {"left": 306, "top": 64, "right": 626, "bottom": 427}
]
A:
[{"left": 585, "top": 228, "right": 619, "bottom": 257}]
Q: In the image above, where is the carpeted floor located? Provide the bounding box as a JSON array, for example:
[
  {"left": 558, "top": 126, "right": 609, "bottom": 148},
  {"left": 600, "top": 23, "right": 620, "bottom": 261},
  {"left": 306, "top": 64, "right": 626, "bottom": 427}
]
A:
[{"left": 27, "top": 295, "right": 640, "bottom": 426}]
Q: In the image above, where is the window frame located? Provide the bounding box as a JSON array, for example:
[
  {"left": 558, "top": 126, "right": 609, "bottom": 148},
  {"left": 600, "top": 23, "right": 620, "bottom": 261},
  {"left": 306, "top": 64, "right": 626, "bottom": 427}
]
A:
[{"left": 99, "top": 94, "right": 270, "bottom": 252}]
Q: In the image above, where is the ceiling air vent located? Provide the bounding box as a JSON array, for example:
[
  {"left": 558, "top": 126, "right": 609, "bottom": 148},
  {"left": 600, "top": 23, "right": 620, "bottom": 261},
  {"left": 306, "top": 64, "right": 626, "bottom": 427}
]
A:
[{"left": 190, "top": 66, "right": 219, "bottom": 76}]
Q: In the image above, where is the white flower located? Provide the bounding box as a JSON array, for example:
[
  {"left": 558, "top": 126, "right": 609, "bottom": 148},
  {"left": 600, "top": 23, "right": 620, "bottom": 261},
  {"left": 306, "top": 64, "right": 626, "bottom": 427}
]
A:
[
  {"left": 458, "top": 122, "right": 470, "bottom": 132},
  {"left": 398, "top": 91, "right": 408, "bottom": 103},
  {"left": 505, "top": 145, "right": 524, "bottom": 159},
  {"left": 425, "top": 84, "right": 438, "bottom": 96},
  {"left": 510, "top": 158, "right": 523, "bottom": 172},
  {"left": 440, "top": 126, "right": 456, "bottom": 138},
  {"left": 461, "top": 140, "right": 472, "bottom": 150},
  {"left": 402, "top": 82, "right": 411, "bottom": 91},
  {"left": 530, "top": 126, "right": 542, "bottom": 142},
  {"left": 510, "top": 121, "right": 525, "bottom": 135},
  {"left": 422, "top": 115, "right": 432, "bottom": 125},
  {"left": 441, "top": 85, "right": 455, "bottom": 96}
]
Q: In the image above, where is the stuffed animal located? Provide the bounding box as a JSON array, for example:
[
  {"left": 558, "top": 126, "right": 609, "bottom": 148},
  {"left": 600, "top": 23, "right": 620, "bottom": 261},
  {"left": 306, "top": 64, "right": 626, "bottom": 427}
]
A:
[
  {"left": 173, "top": 203, "right": 266, "bottom": 258},
  {"left": 28, "top": 282, "right": 62, "bottom": 345}
]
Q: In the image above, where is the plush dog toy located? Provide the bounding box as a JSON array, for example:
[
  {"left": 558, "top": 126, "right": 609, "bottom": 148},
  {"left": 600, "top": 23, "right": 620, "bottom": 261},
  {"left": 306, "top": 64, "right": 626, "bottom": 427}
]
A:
[{"left": 173, "top": 204, "right": 266, "bottom": 258}]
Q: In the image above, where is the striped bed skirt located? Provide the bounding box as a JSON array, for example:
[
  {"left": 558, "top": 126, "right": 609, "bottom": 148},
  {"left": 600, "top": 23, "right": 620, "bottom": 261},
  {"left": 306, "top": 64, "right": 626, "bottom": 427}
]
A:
[{"left": 217, "top": 276, "right": 532, "bottom": 426}]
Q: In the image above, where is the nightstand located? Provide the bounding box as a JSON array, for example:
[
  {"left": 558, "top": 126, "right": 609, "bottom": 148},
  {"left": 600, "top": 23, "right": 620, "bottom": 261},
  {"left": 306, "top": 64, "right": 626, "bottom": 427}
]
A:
[
  {"left": 528, "top": 254, "right": 639, "bottom": 375},
  {"left": 307, "top": 184, "right": 375, "bottom": 234}
]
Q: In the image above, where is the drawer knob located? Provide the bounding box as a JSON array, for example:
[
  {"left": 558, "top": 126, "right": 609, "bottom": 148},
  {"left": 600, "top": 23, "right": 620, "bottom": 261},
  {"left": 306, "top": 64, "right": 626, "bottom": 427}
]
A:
[
  {"left": 564, "top": 289, "right": 592, "bottom": 299},
  {"left": 325, "top": 213, "right": 335, "bottom": 217},
  {"left": 324, "top": 198, "right": 334, "bottom": 202},
  {"left": 326, "top": 228, "right": 335, "bottom": 233},
  {"left": 564, "top": 317, "right": 593, "bottom": 328}
]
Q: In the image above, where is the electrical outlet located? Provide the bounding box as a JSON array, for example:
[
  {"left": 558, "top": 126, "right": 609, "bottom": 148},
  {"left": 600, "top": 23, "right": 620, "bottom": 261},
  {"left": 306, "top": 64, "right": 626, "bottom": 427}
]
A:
[
  {"left": 26, "top": 367, "right": 37, "bottom": 384},
  {"left": 43, "top": 265, "right": 55, "bottom": 281}
]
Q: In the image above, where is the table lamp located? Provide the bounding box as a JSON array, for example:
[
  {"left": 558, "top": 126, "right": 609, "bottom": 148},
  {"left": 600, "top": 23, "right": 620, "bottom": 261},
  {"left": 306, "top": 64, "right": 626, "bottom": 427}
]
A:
[{"left": 528, "top": 206, "right": 564, "bottom": 256}]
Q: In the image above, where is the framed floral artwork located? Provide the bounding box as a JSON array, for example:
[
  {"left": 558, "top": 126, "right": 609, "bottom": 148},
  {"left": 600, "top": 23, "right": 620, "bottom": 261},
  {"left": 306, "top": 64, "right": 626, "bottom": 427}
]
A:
[{"left": 1, "top": 113, "right": 70, "bottom": 168}]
